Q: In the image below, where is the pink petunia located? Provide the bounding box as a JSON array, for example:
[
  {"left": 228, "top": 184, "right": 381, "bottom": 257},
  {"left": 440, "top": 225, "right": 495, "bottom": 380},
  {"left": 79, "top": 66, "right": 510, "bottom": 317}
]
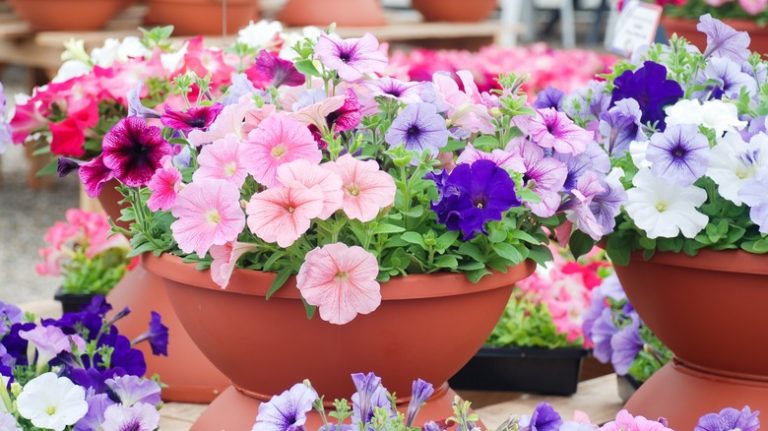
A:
[
  {"left": 245, "top": 184, "right": 324, "bottom": 247},
  {"left": 297, "top": 243, "right": 381, "bottom": 325},
  {"left": 323, "top": 155, "right": 396, "bottom": 222},
  {"left": 188, "top": 98, "right": 255, "bottom": 147},
  {"left": 209, "top": 241, "right": 258, "bottom": 289},
  {"left": 456, "top": 144, "right": 525, "bottom": 172},
  {"left": 246, "top": 114, "right": 322, "bottom": 187},
  {"left": 193, "top": 135, "right": 258, "bottom": 188},
  {"left": 315, "top": 33, "right": 388, "bottom": 82},
  {"left": 170, "top": 179, "right": 245, "bottom": 258},
  {"left": 276, "top": 160, "right": 343, "bottom": 220},
  {"left": 79, "top": 155, "right": 115, "bottom": 198},
  {"left": 147, "top": 157, "right": 183, "bottom": 212},
  {"left": 740, "top": 0, "right": 768, "bottom": 14},
  {"left": 516, "top": 108, "right": 592, "bottom": 154},
  {"left": 600, "top": 410, "right": 673, "bottom": 431}
]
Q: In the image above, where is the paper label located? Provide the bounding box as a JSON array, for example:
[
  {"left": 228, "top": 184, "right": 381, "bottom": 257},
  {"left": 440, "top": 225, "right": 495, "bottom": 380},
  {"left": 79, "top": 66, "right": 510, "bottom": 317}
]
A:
[{"left": 609, "top": 1, "right": 663, "bottom": 57}]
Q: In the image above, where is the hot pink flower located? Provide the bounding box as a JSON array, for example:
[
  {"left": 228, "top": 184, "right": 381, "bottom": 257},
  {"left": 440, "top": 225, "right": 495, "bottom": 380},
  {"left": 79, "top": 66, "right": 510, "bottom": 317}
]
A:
[
  {"left": 246, "top": 183, "right": 324, "bottom": 247},
  {"left": 516, "top": 108, "right": 592, "bottom": 154},
  {"left": 315, "top": 33, "right": 388, "bottom": 82},
  {"left": 209, "top": 241, "right": 258, "bottom": 289},
  {"left": 600, "top": 410, "right": 673, "bottom": 431},
  {"left": 147, "top": 157, "right": 183, "bottom": 212},
  {"left": 276, "top": 160, "right": 343, "bottom": 220},
  {"left": 323, "top": 155, "right": 396, "bottom": 222},
  {"left": 246, "top": 114, "right": 322, "bottom": 187},
  {"left": 297, "top": 243, "right": 381, "bottom": 325},
  {"left": 171, "top": 179, "right": 245, "bottom": 258},
  {"left": 79, "top": 155, "right": 115, "bottom": 198},
  {"left": 193, "top": 135, "right": 258, "bottom": 188},
  {"left": 49, "top": 103, "right": 98, "bottom": 157}
]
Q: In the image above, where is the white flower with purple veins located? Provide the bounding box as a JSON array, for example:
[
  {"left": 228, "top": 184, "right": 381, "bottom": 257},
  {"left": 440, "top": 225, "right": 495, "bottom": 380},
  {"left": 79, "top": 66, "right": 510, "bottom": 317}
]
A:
[
  {"left": 101, "top": 402, "right": 160, "bottom": 431},
  {"left": 315, "top": 33, "right": 388, "bottom": 82},
  {"left": 665, "top": 99, "right": 746, "bottom": 136},
  {"left": 707, "top": 131, "right": 768, "bottom": 205},
  {"left": 252, "top": 383, "right": 318, "bottom": 431},
  {"left": 739, "top": 168, "right": 768, "bottom": 234},
  {"left": 646, "top": 124, "right": 711, "bottom": 186},
  {"left": 625, "top": 169, "right": 709, "bottom": 239},
  {"left": 17, "top": 373, "right": 88, "bottom": 431}
]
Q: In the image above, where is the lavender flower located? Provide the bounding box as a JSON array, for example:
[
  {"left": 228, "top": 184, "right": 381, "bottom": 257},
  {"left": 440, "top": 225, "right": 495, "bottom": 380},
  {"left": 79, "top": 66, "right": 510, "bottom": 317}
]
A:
[
  {"left": 161, "top": 104, "right": 224, "bottom": 133},
  {"left": 590, "top": 308, "right": 618, "bottom": 363},
  {"left": 252, "top": 49, "right": 305, "bottom": 88},
  {"left": 555, "top": 142, "right": 610, "bottom": 192},
  {"left": 533, "top": 87, "right": 565, "bottom": 110},
  {"left": 697, "top": 14, "right": 751, "bottom": 62},
  {"left": 74, "top": 394, "right": 114, "bottom": 431},
  {"left": 406, "top": 379, "right": 434, "bottom": 426},
  {"left": 423, "top": 421, "right": 446, "bottom": 431},
  {"left": 610, "top": 315, "right": 643, "bottom": 375},
  {"left": 101, "top": 402, "right": 160, "bottom": 431},
  {"left": 315, "top": 33, "right": 388, "bottom": 82},
  {"left": 106, "top": 375, "right": 162, "bottom": 407},
  {"left": 0, "top": 302, "right": 22, "bottom": 337},
  {"left": 427, "top": 160, "right": 521, "bottom": 239},
  {"left": 699, "top": 57, "right": 757, "bottom": 100},
  {"left": 695, "top": 406, "right": 760, "bottom": 431},
  {"left": 368, "top": 77, "right": 423, "bottom": 104},
  {"left": 127, "top": 83, "right": 160, "bottom": 119},
  {"left": 739, "top": 169, "right": 768, "bottom": 234},
  {"left": 131, "top": 312, "right": 169, "bottom": 356},
  {"left": 222, "top": 73, "right": 260, "bottom": 105},
  {"left": 563, "top": 80, "right": 610, "bottom": 123},
  {"left": 646, "top": 124, "right": 710, "bottom": 186},
  {"left": 588, "top": 176, "right": 627, "bottom": 240},
  {"left": 562, "top": 171, "right": 611, "bottom": 240},
  {"left": 522, "top": 403, "right": 563, "bottom": 431},
  {"left": 102, "top": 117, "right": 171, "bottom": 188},
  {"left": 611, "top": 61, "right": 683, "bottom": 130},
  {"left": 509, "top": 139, "right": 567, "bottom": 217},
  {"left": 0, "top": 412, "right": 20, "bottom": 431},
  {"left": 598, "top": 98, "right": 644, "bottom": 157},
  {"left": 351, "top": 372, "right": 393, "bottom": 426},
  {"left": 385, "top": 103, "right": 449, "bottom": 156},
  {"left": 253, "top": 383, "right": 318, "bottom": 431}
]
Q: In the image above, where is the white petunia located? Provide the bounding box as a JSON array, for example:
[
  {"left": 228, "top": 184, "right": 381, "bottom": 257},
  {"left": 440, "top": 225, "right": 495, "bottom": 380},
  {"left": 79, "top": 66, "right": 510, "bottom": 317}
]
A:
[
  {"left": 160, "top": 42, "right": 188, "bottom": 73},
  {"left": 91, "top": 37, "right": 151, "bottom": 68},
  {"left": 625, "top": 169, "right": 708, "bottom": 239},
  {"left": 16, "top": 373, "right": 88, "bottom": 431},
  {"left": 707, "top": 131, "right": 768, "bottom": 205},
  {"left": 665, "top": 99, "right": 746, "bottom": 136},
  {"left": 52, "top": 60, "right": 91, "bottom": 83},
  {"left": 629, "top": 140, "right": 652, "bottom": 169},
  {"left": 237, "top": 20, "right": 284, "bottom": 49}
]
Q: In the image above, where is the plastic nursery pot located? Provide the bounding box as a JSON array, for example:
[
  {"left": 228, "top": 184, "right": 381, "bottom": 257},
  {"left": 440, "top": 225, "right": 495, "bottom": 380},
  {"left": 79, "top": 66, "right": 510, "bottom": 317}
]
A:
[
  {"left": 144, "top": 253, "right": 535, "bottom": 431},
  {"left": 412, "top": 0, "right": 497, "bottom": 22},
  {"left": 449, "top": 346, "right": 588, "bottom": 395},
  {"left": 613, "top": 249, "right": 768, "bottom": 429},
  {"left": 145, "top": 0, "right": 259, "bottom": 35},
  {"left": 9, "top": 0, "right": 126, "bottom": 30},
  {"left": 661, "top": 15, "right": 768, "bottom": 54},
  {"left": 277, "top": 0, "right": 386, "bottom": 27},
  {"left": 54, "top": 288, "right": 97, "bottom": 315}
]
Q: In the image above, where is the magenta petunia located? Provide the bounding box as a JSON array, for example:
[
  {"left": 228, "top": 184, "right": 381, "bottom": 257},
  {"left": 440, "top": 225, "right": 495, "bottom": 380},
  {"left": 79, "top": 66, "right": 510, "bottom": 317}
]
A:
[
  {"left": 102, "top": 117, "right": 172, "bottom": 187},
  {"left": 248, "top": 49, "right": 305, "bottom": 88},
  {"left": 147, "top": 157, "right": 182, "bottom": 212},
  {"left": 79, "top": 155, "right": 115, "bottom": 198},
  {"left": 161, "top": 104, "right": 224, "bottom": 134},
  {"left": 516, "top": 108, "right": 592, "bottom": 154},
  {"left": 315, "top": 33, "right": 388, "bottom": 82}
]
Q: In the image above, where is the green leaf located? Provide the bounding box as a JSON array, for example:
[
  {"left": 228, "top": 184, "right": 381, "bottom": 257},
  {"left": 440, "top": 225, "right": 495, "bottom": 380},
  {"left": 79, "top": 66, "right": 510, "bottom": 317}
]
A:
[
  {"left": 435, "top": 231, "right": 459, "bottom": 252},
  {"left": 487, "top": 226, "right": 507, "bottom": 243},
  {"left": 36, "top": 159, "right": 58, "bottom": 177},
  {"left": 509, "top": 230, "right": 540, "bottom": 244},
  {"left": 742, "top": 238, "right": 768, "bottom": 254},
  {"left": 301, "top": 298, "right": 317, "bottom": 319},
  {"left": 568, "top": 231, "right": 595, "bottom": 260},
  {"left": 373, "top": 224, "right": 406, "bottom": 234},
  {"left": 458, "top": 242, "right": 486, "bottom": 263},
  {"left": 466, "top": 268, "right": 491, "bottom": 283},
  {"left": 294, "top": 59, "right": 320, "bottom": 77},
  {"left": 492, "top": 242, "right": 523, "bottom": 263},
  {"left": 606, "top": 235, "right": 631, "bottom": 266},
  {"left": 401, "top": 232, "right": 425, "bottom": 248},
  {"left": 266, "top": 268, "right": 293, "bottom": 300},
  {"left": 434, "top": 255, "right": 459, "bottom": 270}
]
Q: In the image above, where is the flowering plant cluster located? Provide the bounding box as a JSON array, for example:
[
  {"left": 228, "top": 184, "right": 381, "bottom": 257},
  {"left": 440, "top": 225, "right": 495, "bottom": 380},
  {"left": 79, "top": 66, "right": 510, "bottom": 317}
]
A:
[
  {"left": 582, "top": 275, "right": 671, "bottom": 382},
  {"left": 559, "top": 15, "right": 768, "bottom": 263},
  {"left": 36, "top": 209, "right": 133, "bottom": 296},
  {"left": 388, "top": 44, "right": 616, "bottom": 98},
  {"left": 0, "top": 297, "right": 168, "bottom": 430},
  {"left": 650, "top": 0, "right": 768, "bottom": 22},
  {"left": 252, "top": 373, "right": 758, "bottom": 431},
  {"left": 82, "top": 27, "right": 620, "bottom": 325},
  {"left": 487, "top": 246, "right": 610, "bottom": 349}
]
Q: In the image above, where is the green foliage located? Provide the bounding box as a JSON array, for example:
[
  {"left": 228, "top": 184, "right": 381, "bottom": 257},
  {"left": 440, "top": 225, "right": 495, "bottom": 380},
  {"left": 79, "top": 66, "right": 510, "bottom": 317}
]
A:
[
  {"left": 627, "top": 325, "right": 674, "bottom": 383},
  {"left": 60, "top": 249, "right": 129, "bottom": 295},
  {"left": 486, "top": 295, "right": 583, "bottom": 349},
  {"left": 664, "top": 0, "right": 768, "bottom": 26}
]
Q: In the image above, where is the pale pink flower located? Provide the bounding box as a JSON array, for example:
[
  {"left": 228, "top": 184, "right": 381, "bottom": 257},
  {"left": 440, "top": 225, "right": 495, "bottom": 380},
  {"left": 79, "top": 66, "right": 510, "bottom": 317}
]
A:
[
  {"left": 188, "top": 98, "right": 255, "bottom": 147},
  {"left": 323, "top": 155, "right": 396, "bottom": 222},
  {"left": 456, "top": 144, "right": 525, "bottom": 172},
  {"left": 276, "top": 160, "right": 344, "bottom": 220},
  {"left": 432, "top": 72, "right": 494, "bottom": 135},
  {"left": 209, "top": 241, "right": 258, "bottom": 289},
  {"left": 246, "top": 184, "right": 324, "bottom": 247},
  {"left": 739, "top": 0, "right": 768, "bottom": 14},
  {"left": 147, "top": 157, "right": 182, "bottom": 212},
  {"left": 246, "top": 114, "right": 322, "bottom": 187},
  {"left": 243, "top": 104, "right": 277, "bottom": 136},
  {"left": 515, "top": 108, "right": 592, "bottom": 154},
  {"left": 599, "top": 410, "right": 673, "bottom": 431},
  {"left": 171, "top": 179, "right": 245, "bottom": 258},
  {"left": 297, "top": 243, "right": 381, "bottom": 325},
  {"left": 288, "top": 95, "right": 345, "bottom": 129},
  {"left": 193, "top": 135, "right": 258, "bottom": 188}
]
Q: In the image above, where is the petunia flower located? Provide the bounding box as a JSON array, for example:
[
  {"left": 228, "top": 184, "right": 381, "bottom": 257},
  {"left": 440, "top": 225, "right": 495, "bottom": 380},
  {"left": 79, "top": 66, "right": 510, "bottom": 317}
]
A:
[
  {"left": 646, "top": 124, "right": 710, "bottom": 186},
  {"left": 520, "top": 403, "right": 563, "bottom": 431},
  {"left": 101, "top": 402, "right": 160, "bottom": 431},
  {"left": 707, "top": 131, "right": 768, "bottom": 204},
  {"left": 534, "top": 86, "right": 565, "bottom": 110},
  {"left": 147, "top": 157, "right": 183, "bottom": 212},
  {"left": 193, "top": 135, "right": 259, "bottom": 188},
  {"left": 739, "top": 168, "right": 768, "bottom": 234},
  {"left": 385, "top": 102, "right": 449, "bottom": 156},
  {"left": 252, "top": 383, "right": 318, "bottom": 431},
  {"left": 610, "top": 315, "right": 643, "bottom": 375},
  {"left": 516, "top": 108, "right": 592, "bottom": 154},
  {"left": 352, "top": 375, "right": 393, "bottom": 425},
  {"left": 697, "top": 57, "right": 757, "bottom": 100},
  {"left": 276, "top": 159, "right": 343, "bottom": 220},
  {"left": 105, "top": 375, "right": 162, "bottom": 407},
  {"left": 611, "top": 61, "right": 683, "bottom": 130},
  {"left": 16, "top": 373, "right": 88, "bottom": 431},
  {"left": 171, "top": 179, "right": 246, "bottom": 258},
  {"left": 665, "top": 99, "right": 746, "bottom": 136},
  {"left": 563, "top": 171, "right": 609, "bottom": 241},
  {"left": 209, "top": 241, "right": 258, "bottom": 289},
  {"left": 598, "top": 98, "right": 643, "bottom": 157},
  {"left": 315, "top": 33, "right": 388, "bottom": 81},
  {"left": 697, "top": 14, "right": 751, "bottom": 62},
  {"left": 368, "top": 77, "right": 423, "bottom": 104},
  {"left": 507, "top": 138, "right": 568, "bottom": 217},
  {"left": 432, "top": 71, "right": 494, "bottom": 136},
  {"left": 246, "top": 114, "right": 323, "bottom": 187},
  {"left": 0, "top": 411, "right": 20, "bottom": 431},
  {"left": 625, "top": 169, "right": 708, "bottom": 239},
  {"left": 132, "top": 311, "right": 169, "bottom": 356},
  {"left": 161, "top": 103, "right": 224, "bottom": 134},
  {"left": 79, "top": 155, "right": 115, "bottom": 198},
  {"left": 406, "top": 379, "right": 434, "bottom": 426},
  {"left": 19, "top": 325, "right": 85, "bottom": 366},
  {"left": 246, "top": 184, "right": 324, "bottom": 247},
  {"left": 297, "top": 243, "right": 382, "bottom": 325},
  {"left": 248, "top": 49, "right": 305, "bottom": 88},
  {"left": 324, "top": 155, "right": 396, "bottom": 222},
  {"left": 456, "top": 144, "right": 525, "bottom": 172},
  {"left": 600, "top": 410, "right": 673, "bottom": 431},
  {"left": 102, "top": 117, "right": 172, "bottom": 187},
  {"left": 188, "top": 97, "right": 255, "bottom": 146},
  {"left": 695, "top": 406, "right": 760, "bottom": 431}
]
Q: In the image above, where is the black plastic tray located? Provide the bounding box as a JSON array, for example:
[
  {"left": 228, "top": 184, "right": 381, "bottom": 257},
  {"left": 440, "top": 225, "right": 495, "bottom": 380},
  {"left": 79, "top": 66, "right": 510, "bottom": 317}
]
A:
[{"left": 54, "top": 288, "right": 96, "bottom": 314}]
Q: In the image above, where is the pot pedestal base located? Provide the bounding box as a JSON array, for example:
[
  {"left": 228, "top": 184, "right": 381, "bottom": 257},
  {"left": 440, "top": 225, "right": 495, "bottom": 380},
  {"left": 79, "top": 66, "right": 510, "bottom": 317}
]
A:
[
  {"left": 626, "top": 361, "right": 768, "bottom": 429},
  {"left": 191, "top": 384, "right": 462, "bottom": 431},
  {"left": 108, "top": 265, "right": 229, "bottom": 403}
]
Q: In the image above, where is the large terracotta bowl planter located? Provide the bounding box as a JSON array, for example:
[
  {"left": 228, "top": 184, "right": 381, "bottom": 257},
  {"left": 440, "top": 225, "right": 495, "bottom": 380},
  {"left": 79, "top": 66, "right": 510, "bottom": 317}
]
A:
[
  {"left": 613, "top": 250, "right": 768, "bottom": 429},
  {"left": 9, "top": 0, "right": 125, "bottom": 30},
  {"left": 278, "top": 0, "right": 386, "bottom": 27},
  {"left": 412, "top": 0, "right": 497, "bottom": 22},
  {"left": 145, "top": 0, "right": 259, "bottom": 35},
  {"left": 144, "top": 253, "right": 534, "bottom": 430},
  {"left": 662, "top": 15, "right": 768, "bottom": 54}
]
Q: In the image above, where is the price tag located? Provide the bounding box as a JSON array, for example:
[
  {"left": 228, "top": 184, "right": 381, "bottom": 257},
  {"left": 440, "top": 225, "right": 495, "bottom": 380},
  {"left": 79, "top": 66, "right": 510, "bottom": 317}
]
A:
[{"left": 608, "top": 1, "right": 663, "bottom": 57}]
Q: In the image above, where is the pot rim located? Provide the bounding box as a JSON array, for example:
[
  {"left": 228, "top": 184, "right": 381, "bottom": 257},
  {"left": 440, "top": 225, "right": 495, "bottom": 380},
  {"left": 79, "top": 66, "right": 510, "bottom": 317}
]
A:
[
  {"left": 629, "top": 248, "right": 767, "bottom": 276},
  {"left": 143, "top": 252, "right": 534, "bottom": 300},
  {"left": 661, "top": 14, "right": 767, "bottom": 30}
]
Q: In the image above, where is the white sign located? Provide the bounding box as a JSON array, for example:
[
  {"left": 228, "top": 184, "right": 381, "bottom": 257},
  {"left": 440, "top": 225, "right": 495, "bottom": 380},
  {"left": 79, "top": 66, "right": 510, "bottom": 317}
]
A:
[{"left": 608, "top": 1, "right": 663, "bottom": 57}]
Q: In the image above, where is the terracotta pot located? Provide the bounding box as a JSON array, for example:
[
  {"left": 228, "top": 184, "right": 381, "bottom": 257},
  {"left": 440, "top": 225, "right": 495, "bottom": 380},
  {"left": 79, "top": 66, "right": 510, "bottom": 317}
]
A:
[
  {"left": 145, "top": 0, "right": 259, "bottom": 35},
  {"left": 144, "top": 253, "right": 534, "bottom": 430},
  {"left": 9, "top": 0, "right": 125, "bottom": 30},
  {"left": 412, "top": 0, "right": 497, "bottom": 22},
  {"left": 662, "top": 15, "right": 768, "bottom": 54},
  {"left": 98, "top": 180, "right": 131, "bottom": 232},
  {"left": 614, "top": 250, "right": 768, "bottom": 429},
  {"left": 278, "top": 0, "right": 386, "bottom": 27}
]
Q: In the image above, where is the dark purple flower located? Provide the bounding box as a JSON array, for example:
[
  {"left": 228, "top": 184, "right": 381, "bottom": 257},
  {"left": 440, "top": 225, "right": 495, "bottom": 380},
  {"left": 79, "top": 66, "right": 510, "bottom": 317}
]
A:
[
  {"left": 254, "top": 383, "right": 318, "bottom": 431},
  {"left": 611, "top": 61, "right": 683, "bottom": 130},
  {"left": 98, "top": 331, "right": 147, "bottom": 377},
  {"left": 598, "top": 98, "right": 644, "bottom": 157},
  {"left": 525, "top": 403, "right": 562, "bottom": 431},
  {"left": 161, "top": 104, "right": 224, "bottom": 133},
  {"left": 57, "top": 157, "right": 80, "bottom": 178},
  {"left": 610, "top": 314, "right": 643, "bottom": 375},
  {"left": 102, "top": 117, "right": 172, "bottom": 187},
  {"left": 66, "top": 367, "right": 113, "bottom": 395},
  {"left": 534, "top": 87, "right": 565, "bottom": 110},
  {"left": 406, "top": 379, "right": 434, "bottom": 426},
  {"left": 132, "top": 311, "right": 169, "bottom": 356},
  {"left": 646, "top": 124, "right": 710, "bottom": 186},
  {"left": 698, "top": 57, "right": 757, "bottom": 100},
  {"left": 427, "top": 160, "right": 521, "bottom": 239},
  {"left": 79, "top": 154, "right": 115, "bottom": 198},
  {"left": 695, "top": 406, "right": 760, "bottom": 431},
  {"left": 1, "top": 322, "right": 34, "bottom": 366},
  {"left": 385, "top": 102, "right": 449, "bottom": 157},
  {"left": 250, "top": 49, "right": 306, "bottom": 88},
  {"left": 697, "top": 14, "right": 751, "bottom": 62}
]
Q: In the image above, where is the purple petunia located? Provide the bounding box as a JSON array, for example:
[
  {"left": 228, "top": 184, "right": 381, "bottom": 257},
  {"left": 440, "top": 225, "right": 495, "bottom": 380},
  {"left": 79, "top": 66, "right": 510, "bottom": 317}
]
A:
[
  {"left": 695, "top": 406, "right": 760, "bottom": 431},
  {"left": 315, "top": 33, "right": 388, "bottom": 82},
  {"left": 563, "top": 80, "right": 611, "bottom": 124},
  {"left": 739, "top": 168, "right": 768, "bottom": 234},
  {"left": 610, "top": 314, "right": 643, "bottom": 375},
  {"left": 253, "top": 383, "right": 318, "bottom": 431},
  {"left": 406, "top": 379, "right": 434, "bottom": 426},
  {"left": 252, "top": 49, "right": 305, "bottom": 88},
  {"left": 385, "top": 102, "right": 449, "bottom": 156},
  {"left": 127, "top": 83, "right": 160, "bottom": 119},
  {"left": 57, "top": 157, "right": 80, "bottom": 178},
  {"left": 698, "top": 57, "right": 757, "bottom": 100},
  {"left": 508, "top": 139, "right": 568, "bottom": 217},
  {"left": 74, "top": 394, "right": 114, "bottom": 431},
  {"left": 598, "top": 98, "right": 644, "bottom": 157},
  {"left": 427, "top": 160, "right": 521, "bottom": 239},
  {"left": 131, "top": 312, "right": 169, "bottom": 357},
  {"left": 101, "top": 117, "right": 172, "bottom": 188},
  {"left": 533, "top": 87, "right": 565, "bottom": 110},
  {"left": 590, "top": 308, "right": 618, "bottom": 364},
  {"left": 0, "top": 302, "right": 22, "bottom": 337},
  {"left": 161, "top": 104, "right": 224, "bottom": 133},
  {"left": 646, "top": 124, "right": 710, "bottom": 186},
  {"left": 516, "top": 108, "right": 593, "bottom": 154},
  {"left": 611, "top": 61, "right": 683, "bottom": 130},
  {"left": 697, "top": 14, "right": 751, "bottom": 63},
  {"left": 106, "top": 375, "right": 162, "bottom": 407},
  {"left": 368, "top": 77, "right": 423, "bottom": 104},
  {"left": 351, "top": 373, "right": 393, "bottom": 426},
  {"left": 522, "top": 403, "right": 563, "bottom": 431}
]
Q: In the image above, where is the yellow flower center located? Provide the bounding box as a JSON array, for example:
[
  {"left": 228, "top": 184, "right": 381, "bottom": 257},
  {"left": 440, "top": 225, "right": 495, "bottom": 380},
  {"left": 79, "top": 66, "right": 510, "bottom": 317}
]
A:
[
  {"left": 335, "top": 271, "right": 349, "bottom": 281},
  {"left": 347, "top": 184, "right": 360, "bottom": 196},
  {"left": 224, "top": 162, "right": 238, "bottom": 177},
  {"left": 206, "top": 209, "right": 222, "bottom": 225},
  {"left": 271, "top": 144, "right": 287, "bottom": 158},
  {"left": 46, "top": 406, "right": 56, "bottom": 416},
  {"left": 655, "top": 201, "right": 668, "bottom": 212}
]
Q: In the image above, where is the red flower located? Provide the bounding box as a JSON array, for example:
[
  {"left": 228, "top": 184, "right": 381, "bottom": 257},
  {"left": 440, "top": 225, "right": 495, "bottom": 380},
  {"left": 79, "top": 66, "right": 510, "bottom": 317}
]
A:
[{"left": 49, "top": 103, "right": 99, "bottom": 157}]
